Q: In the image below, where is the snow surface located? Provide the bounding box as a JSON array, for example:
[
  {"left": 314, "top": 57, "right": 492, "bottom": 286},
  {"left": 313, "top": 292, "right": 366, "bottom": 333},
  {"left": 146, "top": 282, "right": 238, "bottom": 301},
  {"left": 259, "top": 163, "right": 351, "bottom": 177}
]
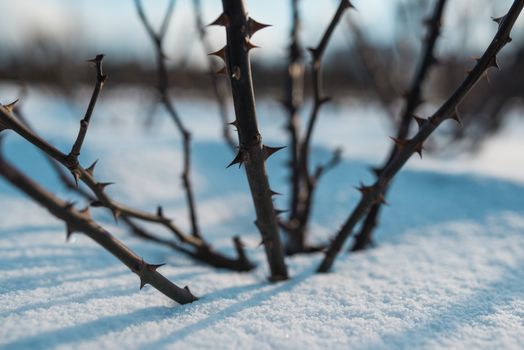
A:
[{"left": 0, "top": 87, "right": 523, "bottom": 349}]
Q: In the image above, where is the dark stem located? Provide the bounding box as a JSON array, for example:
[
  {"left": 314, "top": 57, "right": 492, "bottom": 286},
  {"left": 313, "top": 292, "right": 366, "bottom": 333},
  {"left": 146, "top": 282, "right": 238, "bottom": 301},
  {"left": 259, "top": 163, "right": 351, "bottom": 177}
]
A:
[
  {"left": 135, "top": 0, "right": 202, "bottom": 240},
  {"left": 318, "top": 0, "right": 524, "bottom": 272},
  {"left": 0, "top": 151, "right": 197, "bottom": 304},
  {"left": 352, "top": 0, "right": 448, "bottom": 251},
  {"left": 220, "top": 0, "right": 288, "bottom": 280},
  {"left": 123, "top": 217, "right": 255, "bottom": 271},
  {"left": 287, "top": 0, "right": 352, "bottom": 254},
  {"left": 283, "top": 0, "right": 306, "bottom": 253},
  {"left": 2, "top": 101, "right": 253, "bottom": 271},
  {"left": 68, "top": 54, "right": 107, "bottom": 162}
]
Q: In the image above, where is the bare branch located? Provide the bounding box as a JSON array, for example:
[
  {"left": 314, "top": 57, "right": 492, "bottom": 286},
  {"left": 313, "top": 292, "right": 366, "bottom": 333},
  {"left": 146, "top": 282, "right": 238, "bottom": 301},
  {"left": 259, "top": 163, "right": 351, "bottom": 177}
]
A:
[
  {"left": 318, "top": 0, "right": 524, "bottom": 272},
  {"left": 0, "top": 150, "right": 197, "bottom": 304},
  {"left": 300, "top": 0, "right": 353, "bottom": 181},
  {"left": 1, "top": 103, "right": 253, "bottom": 270},
  {"left": 135, "top": 0, "right": 201, "bottom": 240},
  {"left": 353, "top": 0, "right": 448, "bottom": 251},
  {"left": 219, "top": 0, "right": 288, "bottom": 281},
  {"left": 68, "top": 54, "right": 107, "bottom": 164},
  {"left": 285, "top": 0, "right": 352, "bottom": 254},
  {"left": 284, "top": 0, "right": 305, "bottom": 243}
]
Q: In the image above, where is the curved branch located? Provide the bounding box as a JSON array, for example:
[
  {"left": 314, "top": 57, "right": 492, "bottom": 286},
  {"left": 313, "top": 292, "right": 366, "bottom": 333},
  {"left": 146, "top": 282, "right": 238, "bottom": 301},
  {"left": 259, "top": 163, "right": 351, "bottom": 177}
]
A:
[
  {"left": 135, "top": 0, "right": 202, "bottom": 240},
  {"left": 318, "top": 0, "right": 524, "bottom": 272},
  {"left": 352, "top": 0, "right": 448, "bottom": 251},
  {"left": 0, "top": 151, "right": 197, "bottom": 304}
]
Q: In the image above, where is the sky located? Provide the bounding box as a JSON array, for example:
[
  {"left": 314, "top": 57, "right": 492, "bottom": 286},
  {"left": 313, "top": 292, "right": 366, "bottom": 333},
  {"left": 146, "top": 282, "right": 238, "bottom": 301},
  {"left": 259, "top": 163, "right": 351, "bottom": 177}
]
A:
[{"left": 0, "top": 0, "right": 522, "bottom": 67}]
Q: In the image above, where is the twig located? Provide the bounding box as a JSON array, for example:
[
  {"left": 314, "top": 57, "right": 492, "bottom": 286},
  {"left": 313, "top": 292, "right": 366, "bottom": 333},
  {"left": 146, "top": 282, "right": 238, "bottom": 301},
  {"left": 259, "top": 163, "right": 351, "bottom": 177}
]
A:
[
  {"left": 286, "top": 0, "right": 353, "bottom": 254},
  {"left": 318, "top": 0, "right": 524, "bottom": 272},
  {"left": 0, "top": 149, "right": 197, "bottom": 304},
  {"left": 283, "top": 0, "right": 306, "bottom": 253},
  {"left": 285, "top": 0, "right": 305, "bottom": 214},
  {"left": 216, "top": 0, "right": 288, "bottom": 281},
  {"left": 192, "top": 0, "right": 236, "bottom": 151},
  {"left": 135, "top": 0, "right": 202, "bottom": 240},
  {"left": 13, "top": 105, "right": 97, "bottom": 201},
  {"left": 1, "top": 95, "right": 253, "bottom": 272},
  {"left": 352, "top": 0, "right": 448, "bottom": 251},
  {"left": 122, "top": 217, "right": 255, "bottom": 271},
  {"left": 68, "top": 54, "right": 107, "bottom": 166}
]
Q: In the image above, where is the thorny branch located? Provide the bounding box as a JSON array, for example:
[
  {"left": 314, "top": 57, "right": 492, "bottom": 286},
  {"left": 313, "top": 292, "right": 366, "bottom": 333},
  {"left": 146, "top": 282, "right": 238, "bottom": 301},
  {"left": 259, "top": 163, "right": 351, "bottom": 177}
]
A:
[
  {"left": 318, "top": 0, "right": 524, "bottom": 272},
  {"left": 68, "top": 54, "right": 107, "bottom": 170},
  {"left": 0, "top": 60, "right": 253, "bottom": 272},
  {"left": 352, "top": 0, "right": 448, "bottom": 252},
  {"left": 216, "top": 0, "right": 288, "bottom": 280},
  {"left": 0, "top": 149, "right": 197, "bottom": 304}
]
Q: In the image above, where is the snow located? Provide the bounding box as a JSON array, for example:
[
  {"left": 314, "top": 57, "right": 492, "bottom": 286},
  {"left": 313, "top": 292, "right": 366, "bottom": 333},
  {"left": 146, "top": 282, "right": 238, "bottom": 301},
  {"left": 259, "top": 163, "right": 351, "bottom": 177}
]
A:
[{"left": 0, "top": 86, "right": 523, "bottom": 349}]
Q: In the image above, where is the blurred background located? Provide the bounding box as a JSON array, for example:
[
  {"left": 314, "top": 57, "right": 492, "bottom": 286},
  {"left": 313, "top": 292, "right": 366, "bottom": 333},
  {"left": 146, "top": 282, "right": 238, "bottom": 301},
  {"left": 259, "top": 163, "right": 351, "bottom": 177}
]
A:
[{"left": 0, "top": 0, "right": 523, "bottom": 151}]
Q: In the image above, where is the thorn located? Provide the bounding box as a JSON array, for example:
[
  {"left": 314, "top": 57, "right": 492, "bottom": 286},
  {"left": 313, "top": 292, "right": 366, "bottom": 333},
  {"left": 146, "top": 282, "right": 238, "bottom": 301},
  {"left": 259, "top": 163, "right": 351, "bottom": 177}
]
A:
[
  {"left": 139, "top": 276, "right": 148, "bottom": 290},
  {"left": 247, "top": 17, "right": 271, "bottom": 37},
  {"left": 307, "top": 47, "right": 318, "bottom": 59},
  {"left": 112, "top": 208, "right": 121, "bottom": 222},
  {"left": 487, "top": 55, "right": 500, "bottom": 70},
  {"left": 86, "top": 159, "right": 98, "bottom": 176},
  {"left": 355, "top": 182, "right": 373, "bottom": 195},
  {"left": 270, "top": 189, "right": 282, "bottom": 196},
  {"left": 274, "top": 208, "right": 288, "bottom": 216},
  {"left": 146, "top": 263, "right": 165, "bottom": 272},
  {"left": 208, "top": 13, "right": 229, "bottom": 27},
  {"left": 414, "top": 142, "right": 424, "bottom": 158},
  {"left": 3, "top": 99, "right": 19, "bottom": 113},
  {"left": 319, "top": 97, "right": 332, "bottom": 106},
  {"left": 342, "top": 0, "right": 356, "bottom": 10},
  {"left": 86, "top": 54, "right": 105, "bottom": 64},
  {"left": 413, "top": 115, "right": 427, "bottom": 128},
  {"left": 79, "top": 206, "right": 91, "bottom": 218},
  {"left": 227, "top": 150, "right": 247, "bottom": 168},
  {"left": 71, "top": 169, "right": 81, "bottom": 188},
  {"left": 491, "top": 14, "right": 506, "bottom": 28},
  {"left": 369, "top": 167, "right": 381, "bottom": 177},
  {"left": 90, "top": 200, "right": 103, "bottom": 207},
  {"left": 97, "top": 182, "right": 114, "bottom": 191},
  {"left": 232, "top": 66, "right": 241, "bottom": 80},
  {"left": 450, "top": 107, "right": 462, "bottom": 126},
  {"left": 157, "top": 206, "right": 164, "bottom": 217},
  {"left": 389, "top": 137, "right": 407, "bottom": 151},
  {"left": 262, "top": 145, "right": 285, "bottom": 161},
  {"left": 208, "top": 46, "right": 227, "bottom": 61},
  {"left": 65, "top": 224, "right": 74, "bottom": 242},
  {"left": 216, "top": 66, "right": 227, "bottom": 76},
  {"left": 244, "top": 37, "right": 259, "bottom": 51},
  {"left": 228, "top": 120, "right": 239, "bottom": 128}
]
